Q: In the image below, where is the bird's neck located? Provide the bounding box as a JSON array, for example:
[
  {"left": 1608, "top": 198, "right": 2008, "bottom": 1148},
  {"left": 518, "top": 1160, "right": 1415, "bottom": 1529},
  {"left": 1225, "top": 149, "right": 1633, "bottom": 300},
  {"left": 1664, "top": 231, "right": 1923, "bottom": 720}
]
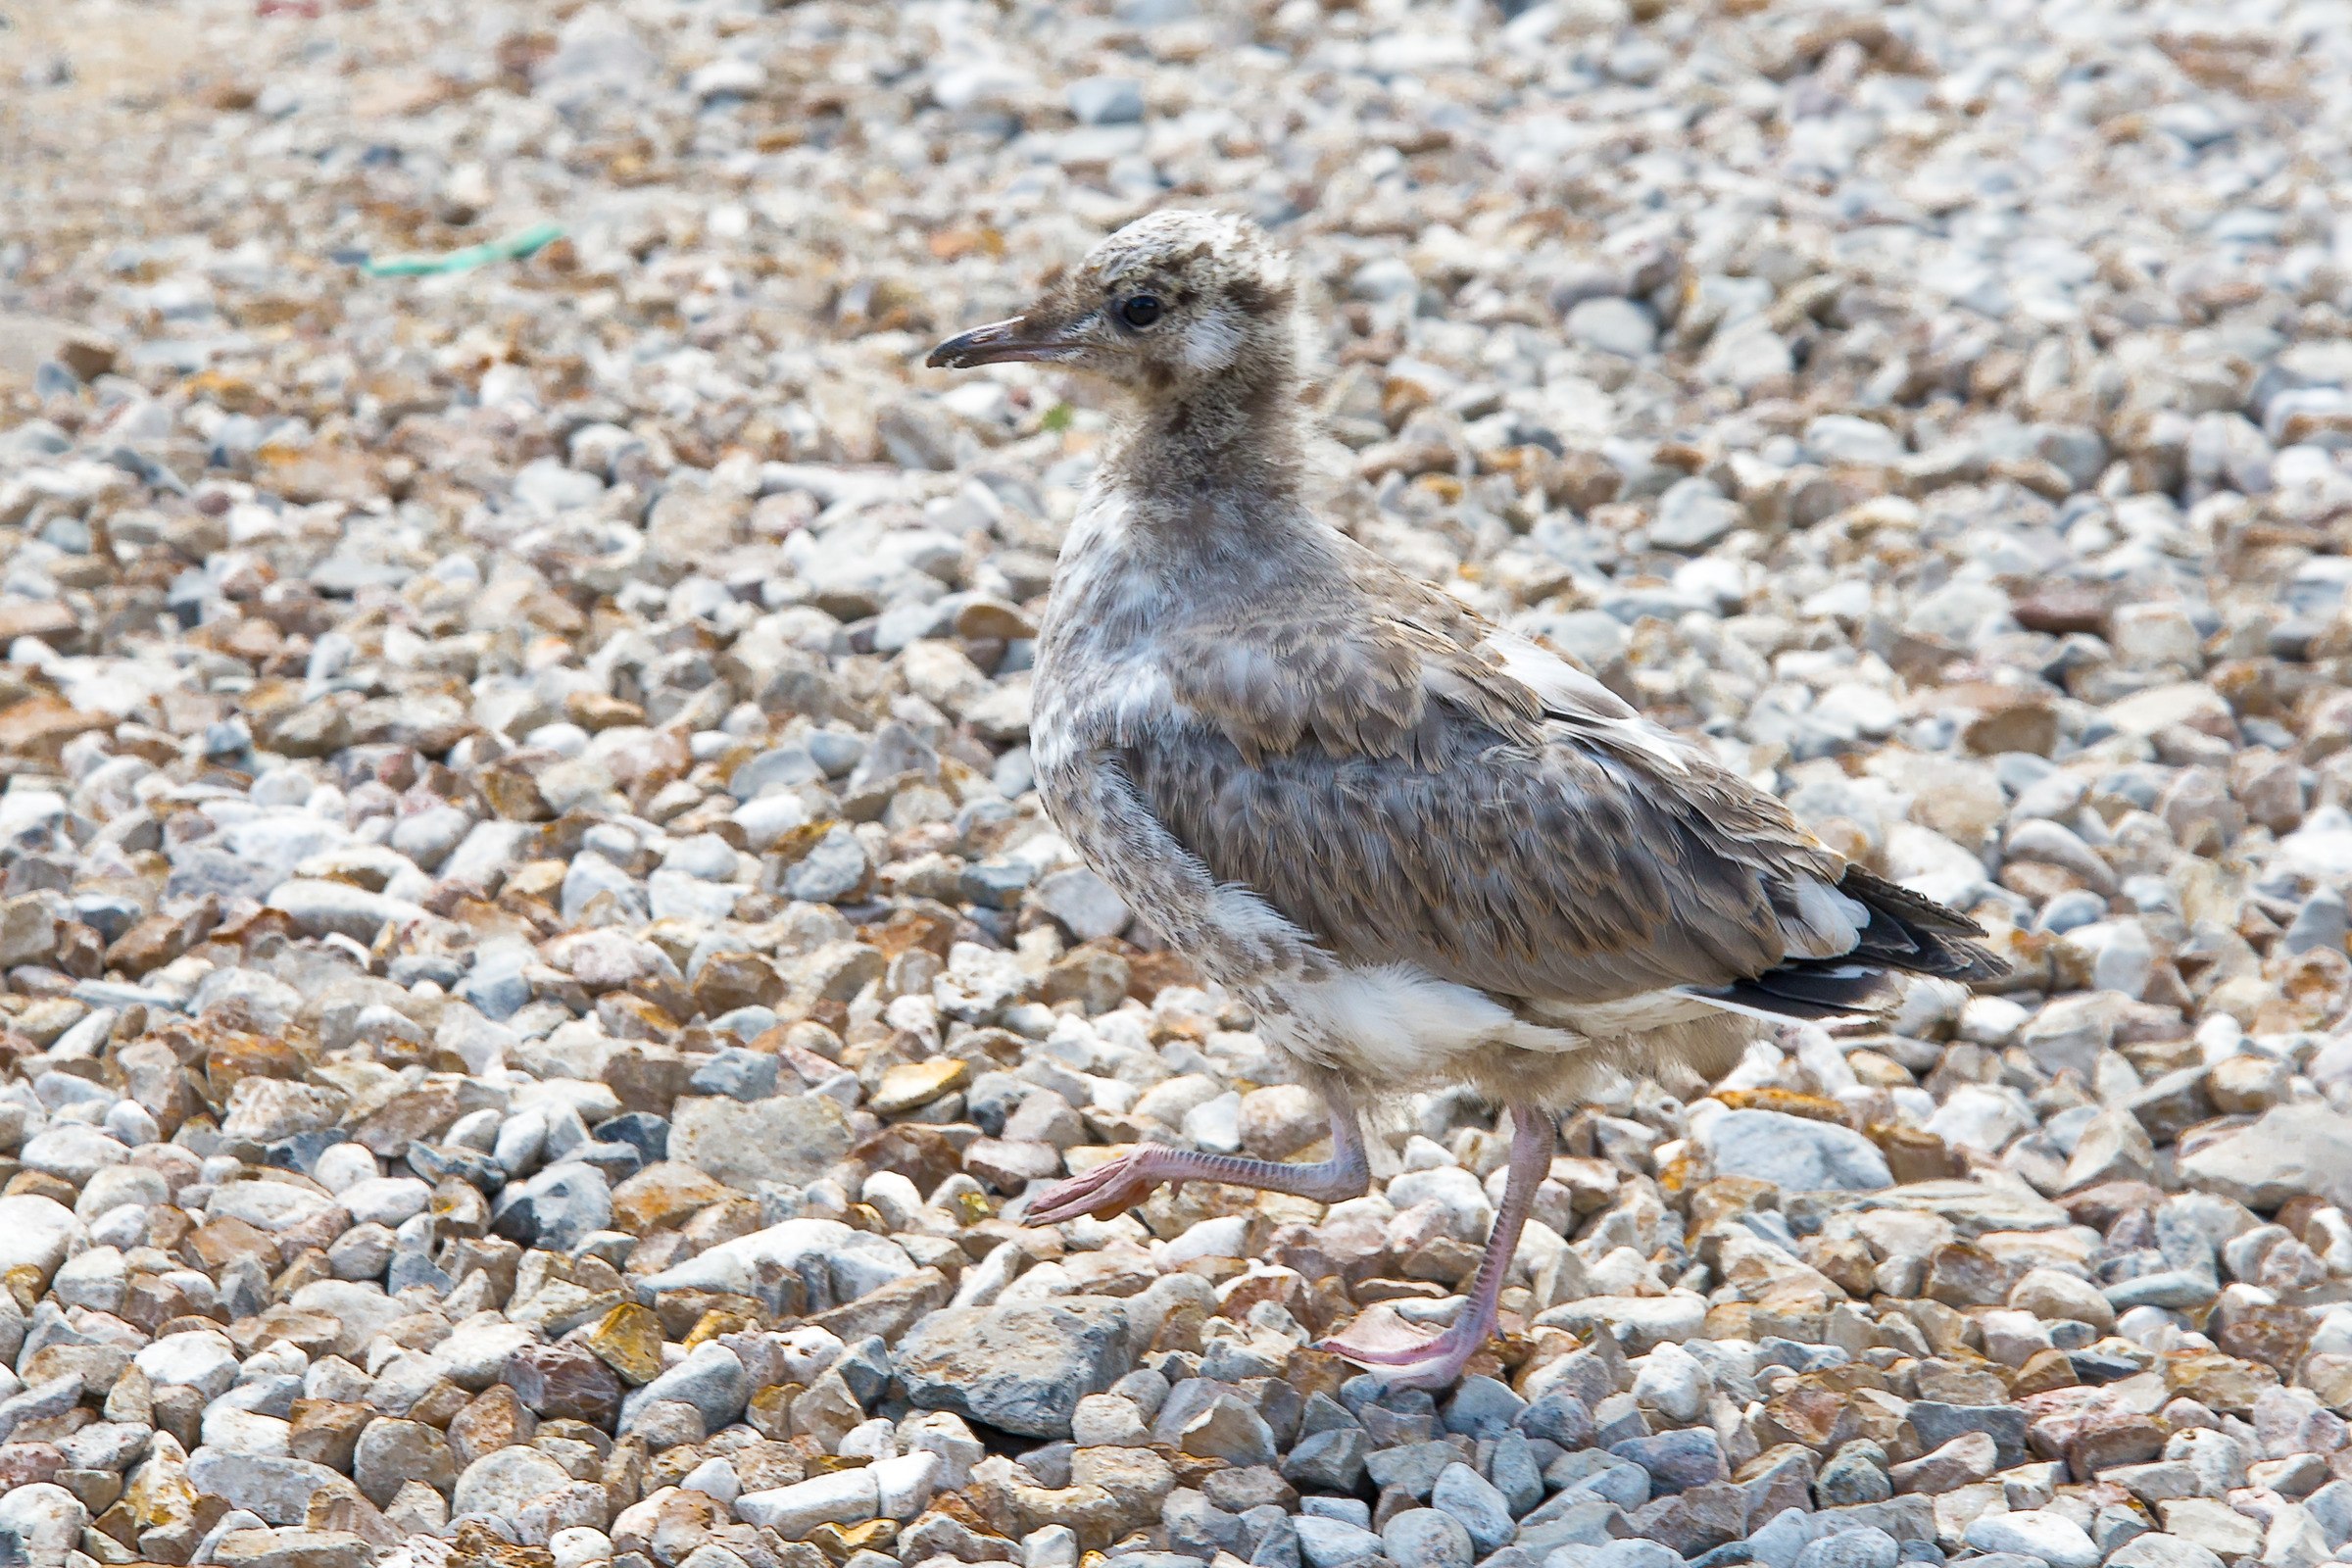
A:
[{"left": 1102, "top": 362, "right": 1309, "bottom": 529}]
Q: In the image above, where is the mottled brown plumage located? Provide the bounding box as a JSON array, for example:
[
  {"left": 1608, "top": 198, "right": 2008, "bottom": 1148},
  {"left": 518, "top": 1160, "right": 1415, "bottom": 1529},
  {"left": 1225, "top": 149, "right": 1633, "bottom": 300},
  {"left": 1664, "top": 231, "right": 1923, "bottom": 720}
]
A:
[{"left": 927, "top": 210, "right": 2002, "bottom": 1385}]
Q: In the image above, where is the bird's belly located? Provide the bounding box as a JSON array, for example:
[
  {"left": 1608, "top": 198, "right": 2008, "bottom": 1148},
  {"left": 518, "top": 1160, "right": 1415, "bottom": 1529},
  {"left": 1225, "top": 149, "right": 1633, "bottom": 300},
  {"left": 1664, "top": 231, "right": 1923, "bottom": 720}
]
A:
[
  {"left": 1254, "top": 969, "right": 1754, "bottom": 1108},
  {"left": 1250, "top": 961, "right": 1578, "bottom": 1082},
  {"left": 1525, "top": 990, "right": 1722, "bottom": 1034}
]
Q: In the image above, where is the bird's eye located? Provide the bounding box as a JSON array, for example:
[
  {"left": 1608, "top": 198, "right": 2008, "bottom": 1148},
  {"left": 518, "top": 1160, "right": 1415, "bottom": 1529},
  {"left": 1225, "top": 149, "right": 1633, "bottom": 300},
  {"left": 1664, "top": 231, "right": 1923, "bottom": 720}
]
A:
[{"left": 1119, "top": 295, "right": 1164, "bottom": 328}]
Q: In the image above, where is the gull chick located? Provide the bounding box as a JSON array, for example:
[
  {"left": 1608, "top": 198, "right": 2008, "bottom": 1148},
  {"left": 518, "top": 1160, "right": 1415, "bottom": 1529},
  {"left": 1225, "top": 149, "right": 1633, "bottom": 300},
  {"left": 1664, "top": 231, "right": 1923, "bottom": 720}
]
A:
[{"left": 928, "top": 211, "right": 2002, "bottom": 1387}]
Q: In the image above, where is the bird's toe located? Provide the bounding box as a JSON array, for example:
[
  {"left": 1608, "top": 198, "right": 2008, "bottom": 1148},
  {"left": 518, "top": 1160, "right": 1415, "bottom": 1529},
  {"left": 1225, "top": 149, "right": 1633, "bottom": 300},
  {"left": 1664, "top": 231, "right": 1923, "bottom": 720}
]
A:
[
  {"left": 1321, "top": 1308, "right": 1444, "bottom": 1365},
  {"left": 1022, "top": 1150, "right": 1159, "bottom": 1224},
  {"left": 1322, "top": 1307, "right": 1487, "bottom": 1386}
]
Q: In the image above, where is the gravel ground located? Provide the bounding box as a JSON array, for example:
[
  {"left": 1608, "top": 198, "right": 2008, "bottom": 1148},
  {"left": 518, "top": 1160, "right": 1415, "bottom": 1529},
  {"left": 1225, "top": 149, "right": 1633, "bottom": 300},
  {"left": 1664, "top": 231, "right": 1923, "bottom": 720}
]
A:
[{"left": 4, "top": 1, "right": 2352, "bottom": 1568}]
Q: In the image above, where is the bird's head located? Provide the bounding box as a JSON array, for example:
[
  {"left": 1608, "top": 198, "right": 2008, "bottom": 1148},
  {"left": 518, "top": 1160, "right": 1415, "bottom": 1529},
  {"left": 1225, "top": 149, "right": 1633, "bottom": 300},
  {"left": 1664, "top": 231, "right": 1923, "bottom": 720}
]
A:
[{"left": 927, "top": 209, "right": 1298, "bottom": 397}]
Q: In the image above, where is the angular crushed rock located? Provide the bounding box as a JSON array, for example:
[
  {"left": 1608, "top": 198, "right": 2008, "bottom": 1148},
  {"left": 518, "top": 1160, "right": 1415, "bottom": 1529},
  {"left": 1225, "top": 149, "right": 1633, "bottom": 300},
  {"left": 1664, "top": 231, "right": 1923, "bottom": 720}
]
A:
[{"left": 4, "top": 1, "right": 2352, "bottom": 1568}]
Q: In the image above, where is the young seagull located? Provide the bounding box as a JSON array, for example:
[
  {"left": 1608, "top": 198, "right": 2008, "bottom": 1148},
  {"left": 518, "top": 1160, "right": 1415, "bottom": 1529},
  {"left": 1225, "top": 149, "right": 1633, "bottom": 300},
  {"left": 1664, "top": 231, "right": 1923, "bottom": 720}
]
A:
[{"left": 928, "top": 210, "right": 2002, "bottom": 1388}]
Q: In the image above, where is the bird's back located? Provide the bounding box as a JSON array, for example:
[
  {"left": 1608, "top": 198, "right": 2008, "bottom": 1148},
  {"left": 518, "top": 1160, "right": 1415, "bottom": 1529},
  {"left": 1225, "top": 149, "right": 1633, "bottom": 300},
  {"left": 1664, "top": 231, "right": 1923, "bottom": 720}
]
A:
[{"left": 1031, "top": 484, "right": 2001, "bottom": 1034}]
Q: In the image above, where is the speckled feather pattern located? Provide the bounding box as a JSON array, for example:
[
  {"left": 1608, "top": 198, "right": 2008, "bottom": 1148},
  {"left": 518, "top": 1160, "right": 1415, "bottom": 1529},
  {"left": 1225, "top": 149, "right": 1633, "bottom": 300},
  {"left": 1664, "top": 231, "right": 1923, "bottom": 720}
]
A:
[{"left": 1012, "top": 211, "right": 1998, "bottom": 1109}]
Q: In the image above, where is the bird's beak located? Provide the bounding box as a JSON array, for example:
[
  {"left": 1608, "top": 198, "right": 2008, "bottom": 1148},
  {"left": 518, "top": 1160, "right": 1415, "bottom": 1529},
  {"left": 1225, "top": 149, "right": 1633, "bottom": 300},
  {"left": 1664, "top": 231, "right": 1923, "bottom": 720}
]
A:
[{"left": 925, "top": 315, "right": 1078, "bottom": 369}]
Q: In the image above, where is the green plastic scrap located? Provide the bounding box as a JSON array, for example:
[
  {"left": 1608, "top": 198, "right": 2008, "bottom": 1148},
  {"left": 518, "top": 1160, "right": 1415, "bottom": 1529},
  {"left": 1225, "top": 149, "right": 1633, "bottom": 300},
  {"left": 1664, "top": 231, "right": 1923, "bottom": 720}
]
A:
[{"left": 359, "top": 221, "right": 566, "bottom": 278}]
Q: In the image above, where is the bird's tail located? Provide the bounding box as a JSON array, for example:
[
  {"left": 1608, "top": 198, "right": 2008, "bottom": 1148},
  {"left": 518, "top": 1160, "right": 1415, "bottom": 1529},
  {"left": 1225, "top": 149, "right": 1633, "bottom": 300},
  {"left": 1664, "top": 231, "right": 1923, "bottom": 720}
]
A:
[{"left": 1685, "top": 865, "right": 2008, "bottom": 1022}]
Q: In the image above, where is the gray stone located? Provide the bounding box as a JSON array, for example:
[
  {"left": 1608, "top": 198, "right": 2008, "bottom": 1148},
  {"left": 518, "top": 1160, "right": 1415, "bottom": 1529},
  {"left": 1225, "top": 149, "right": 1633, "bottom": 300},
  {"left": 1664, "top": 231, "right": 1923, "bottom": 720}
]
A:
[
  {"left": 1294, "top": 1515, "right": 1385, "bottom": 1568},
  {"left": 1804, "top": 416, "right": 1904, "bottom": 466},
  {"left": 264, "top": 879, "right": 428, "bottom": 942},
  {"left": 2104, "top": 1269, "right": 2220, "bottom": 1312},
  {"left": 1809, "top": 1498, "right": 1933, "bottom": 1544},
  {"left": 1384, "top": 1508, "right": 1475, "bottom": 1568},
  {"left": 1283, "top": 1428, "right": 1368, "bottom": 1492},
  {"left": 452, "top": 1446, "right": 574, "bottom": 1518},
  {"left": 1703, "top": 1110, "right": 1892, "bottom": 1191},
  {"left": 165, "top": 847, "right": 271, "bottom": 902},
  {"left": 1610, "top": 1430, "right": 1727, "bottom": 1496},
  {"left": 490, "top": 1161, "right": 612, "bottom": 1251},
  {"left": 0, "top": 1196, "right": 81, "bottom": 1280},
  {"left": 1815, "top": 1448, "right": 1892, "bottom": 1507},
  {"left": 2176, "top": 1104, "right": 2352, "bottom": 1209},
  {"left": 1631, "top": 1344, "right": 1708, "bottom": 1424},
  {"left": 560, "top": 855, "right": 645, "bottom": 923},
  {"left": 785, "top": 824, "right": 871, "bottom": 903},
  {"left": 1029, "top": 867, "right": 1131, "bottom": 941},
  {"left": 640, "top": 1217, "right": 915, "bottom": 1305},
  {"left": 687, "top": 1046, "right": 779, "bottom": 1101},
  {"left": 1431, "top": 1462, "right": 1516, "bottom": 1553},
  {"left": 1534, "top": 1294, "right": 1707, "bottom": 1352},
  {"left": 896, "top": 1298, "right": 1132, "bottom": 1438},
  {"left": 1167, "top": 1393, "right": 1278, "bottom": 1466},
  {"left": 1650, "top": 478, "right": 1743, "bottom": 553},
  {"left": 1792, "top": 1533, "right": 1900, "bottom": 1568},
  {"left": 1518, "top": 1391, "right": 1597, "bottom": 1447},
  {"left": 20, "top": 1124, "right": 126, "bottom": 1186},
  {"left": 1566, "top": 297, "right": 1658, "bottom": 358},
  {"left": 2284, "top": 888, "right": 2348, "bottom": 956},
  {"left": 1492, "top": 1429, "right": 1544, "bottom": 1517},
  {"left": 439, "top": 822, "right": 533, "bottom": 890},
  {"left": 1592, "top": 1393, "right": 1648, "bottom": 1446},
  {"left": 1067, "top": 75, "right": 1145, "bottom": 124},
  {"left": 354, "top": 1418, "right": 455, "bottom": 1506},
  {"left": 669, "top": 1094, "right": 853, "bottom": 1189},
  {"left": 1366, "top": 1440, "right": 1459, "bottom": 1500},
  {"left": 2304, "top": 1482, "right": 2352, "bottom": 1550},
  {"left": 1576, "top": 1541, "right": 1685, "bottom": 1568},
  {"left": 729, "top": 743, "right": 823, "bottom": 801},
  {"left": 623, "top": 1343, "right": 748, "bottom": 1433},
  {"left": 1443, "top": 1376, "right": 1527, "bottom": 1438},
  {"left": 1520, "top": 1498, "right": 1625, "bottom": 1552},
  {"left": 1747, "top": 1510, "right": 1815, "bottom": 1568},
  {"left": 1906, "top": 1404, "right": 2028, "bottom": 1468},
  {"left": 184, "top": 1452, "right": 351, "bottom": 1526}
]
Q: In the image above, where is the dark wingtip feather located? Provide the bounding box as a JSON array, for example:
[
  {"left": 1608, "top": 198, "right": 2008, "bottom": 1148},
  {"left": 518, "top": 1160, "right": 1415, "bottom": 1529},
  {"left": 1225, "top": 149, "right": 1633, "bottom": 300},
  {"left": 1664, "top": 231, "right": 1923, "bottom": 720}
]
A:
[
  {"left": 1692, "top": 962, "right": 1895, "bottom": 1021},
  {"left": 1695, "top": 867, "right": 2011, "bottom": 1026},
  {"left": 1837, "top": 864, "right": 2010, "bottom": 983},
  {"left": 1839, "top": 864, "right": 1989, "bottom": 938}
]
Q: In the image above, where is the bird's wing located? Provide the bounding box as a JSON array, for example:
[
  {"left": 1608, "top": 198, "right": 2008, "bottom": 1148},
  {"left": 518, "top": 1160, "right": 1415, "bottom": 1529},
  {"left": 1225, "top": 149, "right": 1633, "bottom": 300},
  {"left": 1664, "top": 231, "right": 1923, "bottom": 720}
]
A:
[{"left": 1125, "top": 561, "right": 1885, "bottom": 1005}]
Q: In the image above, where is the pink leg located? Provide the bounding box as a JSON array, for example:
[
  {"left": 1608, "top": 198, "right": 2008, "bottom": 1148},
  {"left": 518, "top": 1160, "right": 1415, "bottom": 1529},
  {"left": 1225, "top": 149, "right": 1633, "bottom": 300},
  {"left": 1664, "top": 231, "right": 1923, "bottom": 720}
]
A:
[
  {"left": 1322, "top": 1103, "right": 1554, "bottom": 1389},
  {"left": 1021, "top": 1090, "right": 1369, "bottom": 1226}
]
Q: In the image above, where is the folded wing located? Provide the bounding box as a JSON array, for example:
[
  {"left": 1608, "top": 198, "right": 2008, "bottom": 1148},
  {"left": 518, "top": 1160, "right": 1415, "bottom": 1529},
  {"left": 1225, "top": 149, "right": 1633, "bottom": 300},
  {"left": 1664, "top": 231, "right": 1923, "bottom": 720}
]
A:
[{"left": 1127, "top": 571, "right": 2000, "bottom": 1012}]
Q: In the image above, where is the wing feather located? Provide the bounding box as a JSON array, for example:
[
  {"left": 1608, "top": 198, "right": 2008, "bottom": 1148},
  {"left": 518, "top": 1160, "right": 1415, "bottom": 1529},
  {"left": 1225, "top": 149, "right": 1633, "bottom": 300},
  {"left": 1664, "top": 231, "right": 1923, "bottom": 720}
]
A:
[
  {"left": 1108, "top": 533, "right": 2002, "bottom": 1007},
  {"left": 1049, "top": 517, "right": 2000, "bottom": 1014},
  {"left": 1123, "top": 688, "right": 1831, "bottom": 1004}
]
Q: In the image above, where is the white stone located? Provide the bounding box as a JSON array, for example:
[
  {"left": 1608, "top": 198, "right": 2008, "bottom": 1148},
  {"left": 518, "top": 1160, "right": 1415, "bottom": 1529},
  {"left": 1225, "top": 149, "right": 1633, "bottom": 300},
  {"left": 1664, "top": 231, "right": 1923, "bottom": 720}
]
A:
[
  {"left": 735, "top": 1467, "right": 878, "bottom": 1534},
  {"left": 1631, "top": 1342, "right": 1710, "bottom": 1424},
  {"left": 681, "top": 1456, "right": 741, "bottom": 1505},
  {"left": 312, "top": 1144, "right": 379, "bottom": 1194},
  {"left": 136, "top": 1332, "right": 242, "bottom": 1399},
  {"left": 0, "top": 1195, "right": 83, "bottom": 1281},
  {"left": 19, "top": 1124, "right": 127, "bottom": 1185},
  {"left": 874, "top": 1450, "right": 942, "bottom": 1520},
  {"left": 208, "top": 1179, "right": 336, "bottom": 1232},
  {"left": 1967, "top": 1509, "right": 2102, "bottom": 1568},
  {"left": 338, "top": 1176, "right": 431, "bottom": 1227}
]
